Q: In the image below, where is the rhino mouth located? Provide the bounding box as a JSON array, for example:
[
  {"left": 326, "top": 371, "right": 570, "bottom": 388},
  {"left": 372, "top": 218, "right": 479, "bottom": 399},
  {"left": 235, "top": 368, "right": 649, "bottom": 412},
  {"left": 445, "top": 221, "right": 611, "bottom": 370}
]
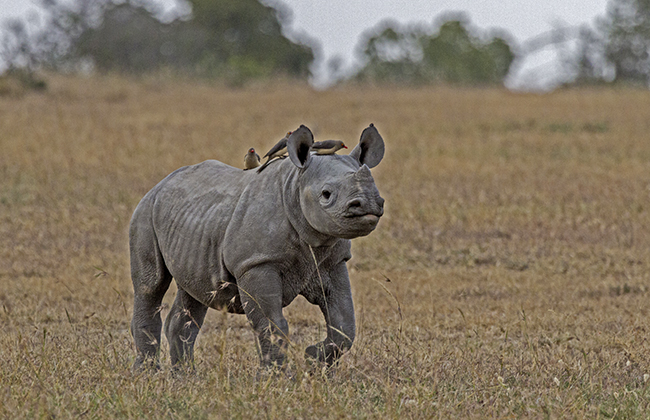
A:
[
  {"left": 344, "top": 212, "right": 382, "bottom": 222},
  {"left": 337, "top": 212, "right": 381, "bottom": 238}
]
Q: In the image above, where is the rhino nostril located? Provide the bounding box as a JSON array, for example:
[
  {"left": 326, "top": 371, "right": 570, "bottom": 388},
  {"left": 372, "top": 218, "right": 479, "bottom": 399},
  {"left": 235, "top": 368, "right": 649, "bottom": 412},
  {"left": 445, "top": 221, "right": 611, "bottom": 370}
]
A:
[
  {"left": 347, "top": 198, "right": 363, "bottom": 209},
  {"left": 377, "top": 197, "right": 385, "bottom": 208}
]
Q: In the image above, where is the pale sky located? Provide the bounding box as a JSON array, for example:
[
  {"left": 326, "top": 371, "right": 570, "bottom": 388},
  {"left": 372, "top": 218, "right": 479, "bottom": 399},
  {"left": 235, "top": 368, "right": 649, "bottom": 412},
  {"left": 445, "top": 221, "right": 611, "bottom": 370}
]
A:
[{"left": 0, "top": 0, "right": 610, "bottom": 89}]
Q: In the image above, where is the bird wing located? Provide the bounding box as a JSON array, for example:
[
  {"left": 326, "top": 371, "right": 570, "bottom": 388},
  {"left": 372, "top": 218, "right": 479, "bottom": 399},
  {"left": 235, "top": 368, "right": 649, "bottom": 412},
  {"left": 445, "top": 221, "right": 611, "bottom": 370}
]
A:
[
  {"left": 312, "top": 140, "right": 340, "bottom": 150},
  {"left": 263, "top": 138, "right": 288, "bottom": 158}
]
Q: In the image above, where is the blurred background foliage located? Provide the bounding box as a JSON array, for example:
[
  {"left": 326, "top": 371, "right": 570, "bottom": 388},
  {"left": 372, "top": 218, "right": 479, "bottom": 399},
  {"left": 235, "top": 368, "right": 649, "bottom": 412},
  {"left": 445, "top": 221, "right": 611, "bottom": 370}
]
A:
[
  {"left": 355, "top": 14, "right": 515, "bottom": 85},
  {"left": 1, "top": 0, "right": 650, "bottom": 89},
  {"left": 0, "top": 0, "right": 315, "bottom": 87}
]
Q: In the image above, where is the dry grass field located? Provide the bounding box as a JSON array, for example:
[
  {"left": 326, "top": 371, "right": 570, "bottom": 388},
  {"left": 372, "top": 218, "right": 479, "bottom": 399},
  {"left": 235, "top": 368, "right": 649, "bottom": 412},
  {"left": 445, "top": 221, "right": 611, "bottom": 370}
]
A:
[{"left": 1, "top": 74, "right": 650, "bottom": 418}]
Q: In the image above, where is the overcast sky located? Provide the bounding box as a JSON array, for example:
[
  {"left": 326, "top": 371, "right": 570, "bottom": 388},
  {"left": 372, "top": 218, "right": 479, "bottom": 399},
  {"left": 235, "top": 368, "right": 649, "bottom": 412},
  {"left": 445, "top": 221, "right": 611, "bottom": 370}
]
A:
[{"left": 0, "top": 0, "right": 610, "bottom": 89}]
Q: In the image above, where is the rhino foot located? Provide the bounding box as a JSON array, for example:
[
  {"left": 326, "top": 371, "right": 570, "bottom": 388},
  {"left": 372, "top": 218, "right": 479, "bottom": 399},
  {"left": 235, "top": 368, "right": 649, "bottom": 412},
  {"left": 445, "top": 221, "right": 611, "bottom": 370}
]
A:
[
  {"left": 305, "top": 341, "right": 343, "bottom": 367},
  {"left": 132, "top": 356, "right": 161, "bottom": 373},
  {"left": 255, "top": 364, "right": 297, "bottom": 382}
]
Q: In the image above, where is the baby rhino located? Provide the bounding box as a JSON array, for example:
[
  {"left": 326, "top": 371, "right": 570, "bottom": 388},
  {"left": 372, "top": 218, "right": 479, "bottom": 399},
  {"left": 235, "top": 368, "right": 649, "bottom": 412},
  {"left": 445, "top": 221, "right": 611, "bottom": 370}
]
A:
[{"left": 129, "top": 124, "right": 385, "bottom": 370}]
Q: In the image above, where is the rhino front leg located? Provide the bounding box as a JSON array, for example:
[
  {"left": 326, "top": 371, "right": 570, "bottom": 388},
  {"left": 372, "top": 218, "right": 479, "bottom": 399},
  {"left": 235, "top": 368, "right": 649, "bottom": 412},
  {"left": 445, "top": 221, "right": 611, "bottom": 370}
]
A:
[
  {"left": 238, "top": 268, "right": 289, "bottom": 367},
  {"left": 164, "top": 288, "right": 208, "bottom": 368},
  {"left": 305, "top": 262, "right": 356, "bottom": 366}
]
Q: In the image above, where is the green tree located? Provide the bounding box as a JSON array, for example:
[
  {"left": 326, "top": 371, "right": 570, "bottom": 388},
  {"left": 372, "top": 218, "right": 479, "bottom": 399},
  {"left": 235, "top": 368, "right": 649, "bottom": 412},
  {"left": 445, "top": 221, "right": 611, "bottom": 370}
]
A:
[
  {"left": 355, "top": 14, "right": 516, "bottom": 86},
  {"left": 355, "top": 22, "right": 426, "bottom": 84},
  {"left": 74, "top": 3, "right": 208, "bottom": 73},
  {"left": 602, "top": 0, "right": 650, "bottom": 84},
  {"left": 183, "top": 0, "right": 315, "bottom": 79},
  {"left": 1, "top": 0, "right": 316, "bottom": 83},
  {"left": 556, "top": 0, "right": 650, "bottom": 87}
]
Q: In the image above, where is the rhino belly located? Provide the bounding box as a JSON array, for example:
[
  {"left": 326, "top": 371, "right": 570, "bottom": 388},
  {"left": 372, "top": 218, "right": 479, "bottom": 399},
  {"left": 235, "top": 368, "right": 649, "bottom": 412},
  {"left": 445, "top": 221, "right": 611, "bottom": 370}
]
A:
[{"left": 153, "top": 203, "right": 236, "bottom": 308}]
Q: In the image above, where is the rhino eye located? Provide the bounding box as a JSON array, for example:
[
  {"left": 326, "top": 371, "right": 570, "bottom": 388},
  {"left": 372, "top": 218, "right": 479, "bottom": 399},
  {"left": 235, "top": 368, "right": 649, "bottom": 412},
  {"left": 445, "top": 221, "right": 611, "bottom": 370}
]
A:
[{"left": 322, "top": 190, "right": 331, "bottom": 200}]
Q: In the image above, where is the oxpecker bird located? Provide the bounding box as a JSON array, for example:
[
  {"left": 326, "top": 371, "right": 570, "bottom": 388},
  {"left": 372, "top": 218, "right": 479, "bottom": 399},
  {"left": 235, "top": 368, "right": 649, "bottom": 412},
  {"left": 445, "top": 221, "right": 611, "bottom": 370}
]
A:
[
  {"left": 243, "top": 148, "right": 260, "bottom": 170},
  {"left": 311, "top": 140, "right": 348, "bottom": 155},
  {"left": 257, "top": 131, "right": 291, "bottom": 173}
]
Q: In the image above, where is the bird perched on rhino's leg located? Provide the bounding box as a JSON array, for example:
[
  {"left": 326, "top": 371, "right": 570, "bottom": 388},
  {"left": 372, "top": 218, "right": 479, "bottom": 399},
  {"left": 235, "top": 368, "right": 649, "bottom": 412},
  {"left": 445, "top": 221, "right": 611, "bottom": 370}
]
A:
[
  {"left": 257, "top": 131, "right": 291, "bottom": 173},
  {"left": 311, "top": 140, "right": 348, "bottom": 155},
  {"left": 243, "top": 148, "right": 260, "bottom": 170}
]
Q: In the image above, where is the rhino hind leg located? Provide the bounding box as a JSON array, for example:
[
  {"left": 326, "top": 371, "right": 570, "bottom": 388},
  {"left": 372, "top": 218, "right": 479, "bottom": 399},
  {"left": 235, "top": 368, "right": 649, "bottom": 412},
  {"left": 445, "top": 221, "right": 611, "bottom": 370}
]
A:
[
  {"left": 164, "top": 288, "right": 208, "bottom": 368},
  {"left": 130, "top": 219, "right": 173, "bottom": 370},
  {"left": 130, "top": 272, "right": 172, "bottom": 370}
]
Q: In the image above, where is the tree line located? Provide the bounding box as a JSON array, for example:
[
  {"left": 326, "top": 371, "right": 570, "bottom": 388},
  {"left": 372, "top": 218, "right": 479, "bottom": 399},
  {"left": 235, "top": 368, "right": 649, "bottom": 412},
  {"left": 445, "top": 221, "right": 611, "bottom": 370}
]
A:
[
  {"left": 1, "top": 0, "right": 315, "bottom": 87},
  {"left": 1, "top": 0, "right": 649, "bottom": 88}
]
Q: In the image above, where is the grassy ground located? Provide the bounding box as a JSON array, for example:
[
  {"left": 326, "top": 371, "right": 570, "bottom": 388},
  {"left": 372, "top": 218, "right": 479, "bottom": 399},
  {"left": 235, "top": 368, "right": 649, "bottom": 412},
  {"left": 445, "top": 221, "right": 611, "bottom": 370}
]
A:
[{"left": 1, "top": 75, "right": 650, "bottom": 418}]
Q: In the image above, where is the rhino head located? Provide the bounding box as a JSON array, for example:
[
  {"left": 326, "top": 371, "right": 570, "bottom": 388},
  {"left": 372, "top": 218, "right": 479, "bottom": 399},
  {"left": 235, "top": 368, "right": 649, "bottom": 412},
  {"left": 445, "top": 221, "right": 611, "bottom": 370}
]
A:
[{"left": 286, "top": 124, "right": 385, "bottom": 240}]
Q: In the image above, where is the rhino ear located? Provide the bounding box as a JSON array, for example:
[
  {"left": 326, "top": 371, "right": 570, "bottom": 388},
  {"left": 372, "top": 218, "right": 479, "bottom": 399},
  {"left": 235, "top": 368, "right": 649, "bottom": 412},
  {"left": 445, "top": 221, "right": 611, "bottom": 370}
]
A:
[
  {"left": 350, "top": 123, "right": 385, "bottom": 168},
  {"left": 287, "top": 125, "right": 314, "bottom": 169}
]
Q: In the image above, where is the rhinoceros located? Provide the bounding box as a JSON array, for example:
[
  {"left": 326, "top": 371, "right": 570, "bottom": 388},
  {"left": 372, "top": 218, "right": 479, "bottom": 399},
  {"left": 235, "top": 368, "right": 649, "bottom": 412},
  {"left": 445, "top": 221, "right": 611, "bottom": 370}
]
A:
[{"left": 129, "top": 124, "right": 385, "bottom": 370}]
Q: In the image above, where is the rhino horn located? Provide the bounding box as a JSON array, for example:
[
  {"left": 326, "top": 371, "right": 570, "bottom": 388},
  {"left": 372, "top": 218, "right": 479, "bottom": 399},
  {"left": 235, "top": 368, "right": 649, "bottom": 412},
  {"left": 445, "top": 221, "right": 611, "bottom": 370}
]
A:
[{"left": 354, "top": 164, "right": 373, "bottom": 181}]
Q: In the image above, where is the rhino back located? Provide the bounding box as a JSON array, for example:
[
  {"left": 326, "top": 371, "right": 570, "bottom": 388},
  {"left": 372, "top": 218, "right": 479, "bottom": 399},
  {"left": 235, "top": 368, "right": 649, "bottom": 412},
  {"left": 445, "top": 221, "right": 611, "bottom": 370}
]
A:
[{"left": 144, "top": 160, "right": 252, "bottom": 297}]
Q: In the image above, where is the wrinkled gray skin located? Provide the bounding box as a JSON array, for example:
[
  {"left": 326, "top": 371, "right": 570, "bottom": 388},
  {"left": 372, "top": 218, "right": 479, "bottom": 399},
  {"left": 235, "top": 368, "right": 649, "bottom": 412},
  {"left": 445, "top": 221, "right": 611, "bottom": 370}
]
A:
[{"left": 129, "top": 124, "right": 385, "bottom": 370}]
